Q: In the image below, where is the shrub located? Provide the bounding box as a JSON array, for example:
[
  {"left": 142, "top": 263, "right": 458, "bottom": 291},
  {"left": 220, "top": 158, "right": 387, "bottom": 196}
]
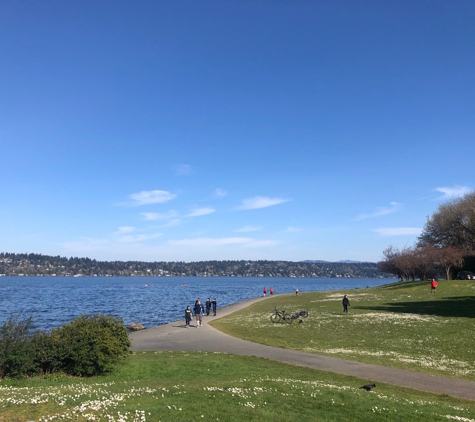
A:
[
  {"left": 52, "top": 314, "right": 131, "bottom": 377},
  {"left": 31, "top": 331, "right": 63, "bottom": 375},
  {"left": 0, "top": 313, "right": 37, "bottom": 378}
]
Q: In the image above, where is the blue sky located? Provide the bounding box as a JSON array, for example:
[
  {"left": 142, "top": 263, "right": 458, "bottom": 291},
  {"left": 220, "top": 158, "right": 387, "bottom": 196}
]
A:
[{"left": 1, "top": 1, "right": 474, "bottom": 263}]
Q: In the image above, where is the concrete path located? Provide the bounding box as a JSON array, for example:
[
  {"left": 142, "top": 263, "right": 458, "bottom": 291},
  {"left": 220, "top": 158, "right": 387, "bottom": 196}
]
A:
[{"left": 129, "top": 295, "right": 475, "bottom": 401}]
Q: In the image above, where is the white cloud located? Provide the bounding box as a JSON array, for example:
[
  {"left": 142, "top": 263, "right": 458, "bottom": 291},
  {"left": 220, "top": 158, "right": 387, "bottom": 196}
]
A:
[
  {"left": 117, "top": 233, "right": 162, "bottom": 243},
  {"left": 215, "top": 188, "right": 228, "bottom": 197},
  {"left": 434, "top": 186, "right": 472, "bottom": 200},
  {"left": 284, "top": 226, "right": 302, "bottom": 232},
  {"left": 372, "top": 227, "right": 422, "bottom": 236},
  {"left": 168, "top": 237, "right": 278, "bottom": 249},
  {"left": 163, "top": 219, "right": 181, "bottom": 227},
  {"left": 115, "top": 226, "right": 135, "bottom": 234},
  {"left": 141, "top": 211, "right": 178, "bottom": 221},
  {"left": 243, "top": 240, "right": 279, "bottom": 248},
  {"left": 169, "top": 237, "right": 250, "bottom": 246},
  {"left": 235, "top": 225, "right": 262, "bottom": 232},
  {"left": 174, "top": 164, "right": 191, "bottom": 176},
  {"left": 187, "top": 207, "right": 216, "bottom": 217},
  {"left": 356, "top": 202, "right": 401, "bottom": 220},
  {"left": 63, "top": 237, "right": 110, "bottom": 252},
  {"left": 238, "top": 196, "right": 291, "bottom": 210},
  {"left": 126, "top": 190, "right": 177, "bottom": 206}
]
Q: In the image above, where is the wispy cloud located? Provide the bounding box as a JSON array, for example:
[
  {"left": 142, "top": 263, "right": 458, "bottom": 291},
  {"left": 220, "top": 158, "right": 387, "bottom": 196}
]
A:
[
  {"left": 169, "top": 237, "right": 250, "bottom": 246},
  {"left": 434, "top": 185, "right": 472, "bottom": 200},
  {"left": 235, "top": 225, "right": 262, "bottom": 232},
  {"left": 215, "top": 188, "right": 228, "bottom": 197},
  {"left": 112, "top": 226, "right": 162, "bottom": 243},
  {"left": 174, "top": 164, "right": 192, "bottom": 176},
  {"left": 284, "top": 226, "right": 302, "bottom": 232},
  {"left": 372, "top": 227, "right": 422, "bottom": 236},
  {"left": 141, "top": 211, "right": 178, "bottom": 221},
  {"left": 356, "top": 202, "right": 401, "bottom": 220},
  {"left": 63, "top": 237, "right": 110, "bottom": 252},
  {"left": 117, "top": 233, "right": 162, "bottom": 243},
  {"left": 238, "top": 196, "right": 291, "bottom": 210},
  {"left": 124, "top": 190, "right": 177, "bottom": 206},
  {"left": 187, "top": 207, "right": 216, "bottom": 217},
  {"left": 115, "top": 226, "right": 136, "bottom": 234},
  {"left": 169, "top": 237, "right": 277, "bottom": 249},
  {"left": 163, "top": 219, "right": 181, "bottom": 227},
  {"left": 243, "top": 240, "right": 279, "bottom": 248}
]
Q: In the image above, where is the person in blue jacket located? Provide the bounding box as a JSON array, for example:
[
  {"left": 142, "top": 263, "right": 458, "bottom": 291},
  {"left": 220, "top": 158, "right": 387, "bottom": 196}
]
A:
[{"left": 194, "top": 299, "right": 205, "bottom": 327}]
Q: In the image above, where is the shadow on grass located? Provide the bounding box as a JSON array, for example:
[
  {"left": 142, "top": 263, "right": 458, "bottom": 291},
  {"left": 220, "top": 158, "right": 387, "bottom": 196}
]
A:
[{"left": 356, "top": 296, "right": 475, "bottom": 318}]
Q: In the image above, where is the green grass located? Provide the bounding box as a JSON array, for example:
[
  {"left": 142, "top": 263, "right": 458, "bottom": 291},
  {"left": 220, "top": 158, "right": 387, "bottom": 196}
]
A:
[
  {"left": 1, "top": 351, "right": 475, "bottom": 421},
  {"left": 210, "top": 279, "right": 475, "bottom": 381},
  {"left": 2, "top": 280, "right": 475, "bottom": 421}
]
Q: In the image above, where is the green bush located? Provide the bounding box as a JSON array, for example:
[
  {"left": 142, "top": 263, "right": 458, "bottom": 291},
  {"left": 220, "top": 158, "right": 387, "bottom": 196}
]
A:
[
  {"left": 31, "top": 331, "right": 63, "bottom": 375},
  {"left": 0, "top": 313, "right": 131, "bottom": 379},
  {"left": 52, "top": 314, "right": 131, "bottom": 377},
  {"left": 0, "top": 313, "right": 37, "bottom": 378}
]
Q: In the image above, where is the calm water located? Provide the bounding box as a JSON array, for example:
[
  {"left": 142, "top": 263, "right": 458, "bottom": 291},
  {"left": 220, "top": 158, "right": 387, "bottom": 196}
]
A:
[{"left": 0, "top": 276, "right": 392, "bottom": 331}]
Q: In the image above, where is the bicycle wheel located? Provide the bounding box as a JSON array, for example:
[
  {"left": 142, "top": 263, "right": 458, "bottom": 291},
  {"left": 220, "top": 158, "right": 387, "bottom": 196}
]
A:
[
  {"left": 283, "top": 314, "right": 293, "bottom": 324},
  {"left": 300, "top": 311, "right": 308, "bottom": 318},
  {"left": 270, "top": 313, "right": 281, "bottom": 323}
]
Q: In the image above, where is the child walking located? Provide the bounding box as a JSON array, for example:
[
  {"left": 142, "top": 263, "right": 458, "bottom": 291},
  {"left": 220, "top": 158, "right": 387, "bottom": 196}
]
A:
[{"left": 184, "top": 305, "right": 192, "bottom": 328}]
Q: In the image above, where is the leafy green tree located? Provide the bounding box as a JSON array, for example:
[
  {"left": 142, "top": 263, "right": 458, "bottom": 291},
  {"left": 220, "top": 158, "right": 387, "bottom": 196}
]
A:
[{"left": 418, "top": 191, "right": 475, "bottom": 251}]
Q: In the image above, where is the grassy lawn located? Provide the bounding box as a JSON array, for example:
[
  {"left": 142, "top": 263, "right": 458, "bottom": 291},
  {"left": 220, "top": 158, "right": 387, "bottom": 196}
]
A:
[
  {"left": 210, "top": 279, "right": 475, "bottom": 381},
  {"left": 2, "top": 351, "right": 475, "bottom": 421}
]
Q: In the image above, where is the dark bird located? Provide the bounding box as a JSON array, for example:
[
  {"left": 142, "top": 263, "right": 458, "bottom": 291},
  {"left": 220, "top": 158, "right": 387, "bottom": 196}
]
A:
[{"left": 360, "top": 383, "right": 376, "bottom": 391}]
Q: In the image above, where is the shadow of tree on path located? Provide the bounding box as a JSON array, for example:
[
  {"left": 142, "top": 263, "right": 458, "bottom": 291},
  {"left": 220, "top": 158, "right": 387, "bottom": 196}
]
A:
[{"left": 355, "top": 296, "right": 475, "bottom": 318}]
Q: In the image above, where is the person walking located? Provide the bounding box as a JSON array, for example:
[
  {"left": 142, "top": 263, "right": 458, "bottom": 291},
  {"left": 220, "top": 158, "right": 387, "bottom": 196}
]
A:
[
  {"left": 295, "top": 288, "right": 299, "bottom": 295},
  {"left": 184, "top": 305, "right": 192, "bottom": 328},
  {"left": 211, "top": 297, "right": 217, "bottom": 316},
  {"left": 431, "top": 279, "right": 438, "bottom": 293},
  {"left": 342, "top": 295, "right": 350, "bottom": 314},
  {"left": 205, "top": 298, "right": 211, "bottom": 316},
  {"left": 270, "top": 287, "right": 274, "bottom": 295},
  {"left": 263, "top": 287, "right": 267, "bottom": 296},
  {"left": 194, "top": 299, "right": 204, "bottom": 327}
]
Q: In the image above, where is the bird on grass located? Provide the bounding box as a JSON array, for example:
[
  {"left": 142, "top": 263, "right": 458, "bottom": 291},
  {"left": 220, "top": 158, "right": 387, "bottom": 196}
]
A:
[{"left": 360, "top": 383, "right": 376, "bottom": 391}]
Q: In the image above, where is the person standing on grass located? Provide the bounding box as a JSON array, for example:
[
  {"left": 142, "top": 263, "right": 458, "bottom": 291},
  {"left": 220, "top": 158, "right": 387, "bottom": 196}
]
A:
[
  {"left": 342, "top": 295, "right": 350, "bottom": 314},
  {"left": 194, "top": 299, "right": 204, "bottom": 327},
  {"left": 211, "top": 297, "right": 217, "bottom": 316},
  {"left": 431, "top": 279, "right": 438, "bottom": 293},
  {"left": 295, "top": 288, "right": 299, "bottom": 295},
  {"left": 184, "top": 305, "right": 192, "bottom": 328},
  {"left": 205, "top": 298, "right": 211, "bottom": 316}
]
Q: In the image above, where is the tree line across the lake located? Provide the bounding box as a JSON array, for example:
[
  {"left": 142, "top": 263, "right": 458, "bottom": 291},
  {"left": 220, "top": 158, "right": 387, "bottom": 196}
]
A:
[
  {"left": 0, "top": 253, "right": 390, "bottom": 278},
  {"left": 379, "top": 191, "right": 475, "bottom": 280}
]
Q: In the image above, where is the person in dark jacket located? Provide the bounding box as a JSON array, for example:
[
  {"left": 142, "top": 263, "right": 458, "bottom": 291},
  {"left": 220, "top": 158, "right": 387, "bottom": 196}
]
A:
[
  {"left": 184, "top": 305, "right": 192, "bottom": 328},
  {"left": 211, "top": 298, "right": 217, "bottom": 316},
  {"left": 205, "top": 298, "right": 211, "bottom": 316},
  {"left": 194, "top": 300, "right": 204, "bottom": 327},
  {"left": 342, "top": 295, "right": 350, "bottom": 314}
]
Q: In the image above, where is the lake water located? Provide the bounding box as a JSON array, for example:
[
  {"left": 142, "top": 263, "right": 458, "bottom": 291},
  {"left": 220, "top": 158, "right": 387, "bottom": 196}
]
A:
[{"left": 0, "top": 276, "right": 392, "bottom": 331}]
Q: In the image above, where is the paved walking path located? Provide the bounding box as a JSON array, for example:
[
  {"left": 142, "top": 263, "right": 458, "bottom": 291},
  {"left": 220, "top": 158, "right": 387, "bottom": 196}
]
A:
[{"left": 129, "top": 295, "right": 475, "bottom": 401}]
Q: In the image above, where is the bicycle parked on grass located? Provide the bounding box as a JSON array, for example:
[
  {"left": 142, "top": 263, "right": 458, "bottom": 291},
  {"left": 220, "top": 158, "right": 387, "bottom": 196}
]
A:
[
  {"left": 270, "top": 308, "right": 309, "bottom": 323},
  {"left": 290, "top": 310, "right": 309, "bottom": 320},
  {"left": 270, "top": 307, "right": 292, "bottom": 324}
]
